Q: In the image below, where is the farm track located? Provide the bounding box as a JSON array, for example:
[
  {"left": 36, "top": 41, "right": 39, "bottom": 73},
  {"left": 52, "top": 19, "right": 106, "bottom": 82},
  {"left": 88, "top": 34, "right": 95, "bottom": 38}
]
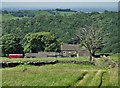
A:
[{"left": 68, "top": 71, "right": 88, "bottom": 88}]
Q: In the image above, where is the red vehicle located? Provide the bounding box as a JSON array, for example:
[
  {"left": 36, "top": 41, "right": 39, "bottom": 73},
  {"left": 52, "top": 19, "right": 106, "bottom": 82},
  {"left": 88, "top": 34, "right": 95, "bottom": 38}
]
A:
[{"left": 8, "top": 54, "right": 23, "bottom": 59}]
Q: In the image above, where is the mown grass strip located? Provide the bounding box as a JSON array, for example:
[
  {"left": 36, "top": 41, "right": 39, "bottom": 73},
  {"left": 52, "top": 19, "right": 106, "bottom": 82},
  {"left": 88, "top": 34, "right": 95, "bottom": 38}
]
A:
[
  {"left": 102, "top": 68, "right": 118, "bottom": 87},
  {"left": 109, "top": 67, "right": 118, "bottom": 86},
  {"left": 69, "top": 71, "right": 88, "bottom": 87},
  {"left": 102, "top": 71, "right": 110, "bottom": 86},
  {"left": 74, "top": 71, "right": 97, "bottom": 86},
  {"left": 88, "top": 70, "right": 106, "bottom": 86}
]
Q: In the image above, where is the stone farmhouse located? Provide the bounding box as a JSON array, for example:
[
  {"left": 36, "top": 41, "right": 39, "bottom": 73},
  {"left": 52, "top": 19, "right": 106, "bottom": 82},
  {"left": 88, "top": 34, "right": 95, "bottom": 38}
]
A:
[
  {"left": 25, "top": 44, "right": 89, "bottom": 58},
  {"left": 61, "top": 44, "right": 89, "bottom": 57}
]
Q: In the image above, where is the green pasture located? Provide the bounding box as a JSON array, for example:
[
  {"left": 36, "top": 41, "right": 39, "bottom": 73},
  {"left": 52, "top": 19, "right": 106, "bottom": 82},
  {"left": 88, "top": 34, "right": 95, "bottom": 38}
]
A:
[
  {"left": 1, "top": 55, "right": 119, "bottom": 87},
  {"left": 110, "top": 54, "right": 119, "bottom": 62},
  {"left": 2, "top": 14, "right": 19, "bottom": 21},
  {"left": 2, "top": 63, "right": 118, "bottom": 87},
  {"left": 1, "top": 14, "right": 29, "bottom": 21}
]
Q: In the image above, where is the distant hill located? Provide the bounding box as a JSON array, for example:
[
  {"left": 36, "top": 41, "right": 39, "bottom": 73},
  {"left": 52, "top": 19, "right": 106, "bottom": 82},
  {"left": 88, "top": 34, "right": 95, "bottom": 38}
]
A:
[
  {"left": 2, "top": 10, "right": 119, "bottom": 53},
  {"left": 1, "top": 10, "right": 75, "bottom": 21}
]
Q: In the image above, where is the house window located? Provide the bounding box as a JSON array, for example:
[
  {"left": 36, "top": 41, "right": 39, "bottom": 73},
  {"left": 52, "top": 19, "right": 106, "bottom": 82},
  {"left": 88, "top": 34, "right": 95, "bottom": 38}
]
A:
[{"left": 63, "top": 51, "right": 66, "bottom": 54}]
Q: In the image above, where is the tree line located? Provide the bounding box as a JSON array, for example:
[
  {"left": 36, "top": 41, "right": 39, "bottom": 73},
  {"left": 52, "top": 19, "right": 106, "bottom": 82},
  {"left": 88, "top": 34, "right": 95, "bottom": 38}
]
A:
[
  {"left": 2, "top": 10, "right": 35, "bottom": 17},
  {"left": 1, "top": 32, "right": 61, "bottom": 56}
]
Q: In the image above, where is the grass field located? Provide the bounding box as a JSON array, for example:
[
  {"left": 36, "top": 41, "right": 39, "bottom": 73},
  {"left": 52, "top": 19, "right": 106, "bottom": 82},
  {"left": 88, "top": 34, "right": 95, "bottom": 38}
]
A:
[
  {"left": 1, "top": 14, "right": 29, "bottom": 21},
  {"left": 2, "top": 63, "right": 118, "bottom": 87},
  {"left": 1, "top": 55, "right": 119, "bottom": 87},
  {"left": 110, "top": 54, "right": 119, "bottom": 62}
]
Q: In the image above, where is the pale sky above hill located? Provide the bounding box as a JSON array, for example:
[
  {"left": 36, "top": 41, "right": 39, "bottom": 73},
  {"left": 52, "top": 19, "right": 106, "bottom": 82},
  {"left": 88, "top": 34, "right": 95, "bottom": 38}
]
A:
[{"left": 1, "top": 0, "right": 119, "bottom": 2}]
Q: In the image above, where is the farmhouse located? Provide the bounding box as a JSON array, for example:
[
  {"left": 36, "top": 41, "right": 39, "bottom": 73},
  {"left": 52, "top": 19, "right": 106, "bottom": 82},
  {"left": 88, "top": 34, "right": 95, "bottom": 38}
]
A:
[
  {"left": 24, "top": 44, "right": 89, "bottom": 58},
  {"left": 61, "top": 44, "right": 79, "bottom": 57},
  {"left": 61, "top": 44, "right": 89, "bottom": 57}
]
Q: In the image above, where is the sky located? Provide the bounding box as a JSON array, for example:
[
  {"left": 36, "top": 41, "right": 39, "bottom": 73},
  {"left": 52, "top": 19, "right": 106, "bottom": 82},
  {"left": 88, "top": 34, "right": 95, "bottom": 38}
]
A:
[
  {"left": 2, "top": 2, "right": 119, "bottom": 12},
  {"left": 1, "top": 0, "right": 119, "bottom": 2}
]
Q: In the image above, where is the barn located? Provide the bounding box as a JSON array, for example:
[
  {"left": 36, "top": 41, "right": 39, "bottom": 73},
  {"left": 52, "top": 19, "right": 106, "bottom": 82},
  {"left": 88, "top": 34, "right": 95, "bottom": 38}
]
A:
[{"left": 24, "top": 53, "right": 38, "bottom": 58}]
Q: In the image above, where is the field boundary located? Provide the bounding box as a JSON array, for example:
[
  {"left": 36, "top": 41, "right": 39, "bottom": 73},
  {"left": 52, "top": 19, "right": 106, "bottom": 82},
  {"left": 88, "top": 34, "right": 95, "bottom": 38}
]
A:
[{"left": 1, "top": 60, "right": 95, "bottom": 68}]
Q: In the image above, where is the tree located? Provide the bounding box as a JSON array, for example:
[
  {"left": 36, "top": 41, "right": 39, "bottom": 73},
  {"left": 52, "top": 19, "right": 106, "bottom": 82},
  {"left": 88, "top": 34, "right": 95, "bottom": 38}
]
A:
[
  {"left": 2, "top": 34, "right": 23, "bottom": 56},
  {"left": 68, "top": 36, "right": 80, "bottom": 44},
  {"left": 23, "top": 32, "right": 61, "bottom": 53},
  {"left": 78, "top": 25, "right": 106, "bottom": 61}
]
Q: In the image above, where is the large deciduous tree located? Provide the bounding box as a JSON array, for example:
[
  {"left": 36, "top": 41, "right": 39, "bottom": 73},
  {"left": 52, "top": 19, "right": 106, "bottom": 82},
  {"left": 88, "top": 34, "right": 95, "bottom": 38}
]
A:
[
  {"left": 2, "top": 34, "right": 23, "bottom": 56},
  {"left": 23, "top": 32, "right": 61, "bottom": 53},
  {"left": 78, "top": 25, "right": 107, "bottom": 61}
]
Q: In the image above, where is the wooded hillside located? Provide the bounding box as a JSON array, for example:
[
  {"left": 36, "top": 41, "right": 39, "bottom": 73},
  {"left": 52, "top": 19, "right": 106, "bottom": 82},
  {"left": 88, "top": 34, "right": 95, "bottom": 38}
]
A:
[{"left": 1, "top": 10, "right": 119, "bottom": 53}]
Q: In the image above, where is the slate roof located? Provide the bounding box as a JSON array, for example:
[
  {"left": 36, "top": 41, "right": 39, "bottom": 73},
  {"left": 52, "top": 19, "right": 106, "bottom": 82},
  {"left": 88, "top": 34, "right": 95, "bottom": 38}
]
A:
[{"left": 61, "top": 44, "right": 80, "bottom": 51}]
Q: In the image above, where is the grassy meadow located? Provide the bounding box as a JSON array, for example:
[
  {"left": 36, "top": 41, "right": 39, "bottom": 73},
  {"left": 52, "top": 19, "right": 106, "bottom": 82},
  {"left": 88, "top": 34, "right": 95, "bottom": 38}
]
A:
[
  {"left": 1, "top": 56, "right": 119, "bottom": 87},
  {"left": 110, "top": 54, "right": 119, "bottom": 62},
  {"left": 2, "top": 63, "right": 118, "bottom": 87}
]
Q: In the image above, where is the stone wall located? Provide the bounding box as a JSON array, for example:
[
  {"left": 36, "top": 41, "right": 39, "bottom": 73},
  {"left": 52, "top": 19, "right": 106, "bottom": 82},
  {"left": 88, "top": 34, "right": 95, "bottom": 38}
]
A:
[{"left": 1, "top": 60, "right": 95, "bottom": 68}]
